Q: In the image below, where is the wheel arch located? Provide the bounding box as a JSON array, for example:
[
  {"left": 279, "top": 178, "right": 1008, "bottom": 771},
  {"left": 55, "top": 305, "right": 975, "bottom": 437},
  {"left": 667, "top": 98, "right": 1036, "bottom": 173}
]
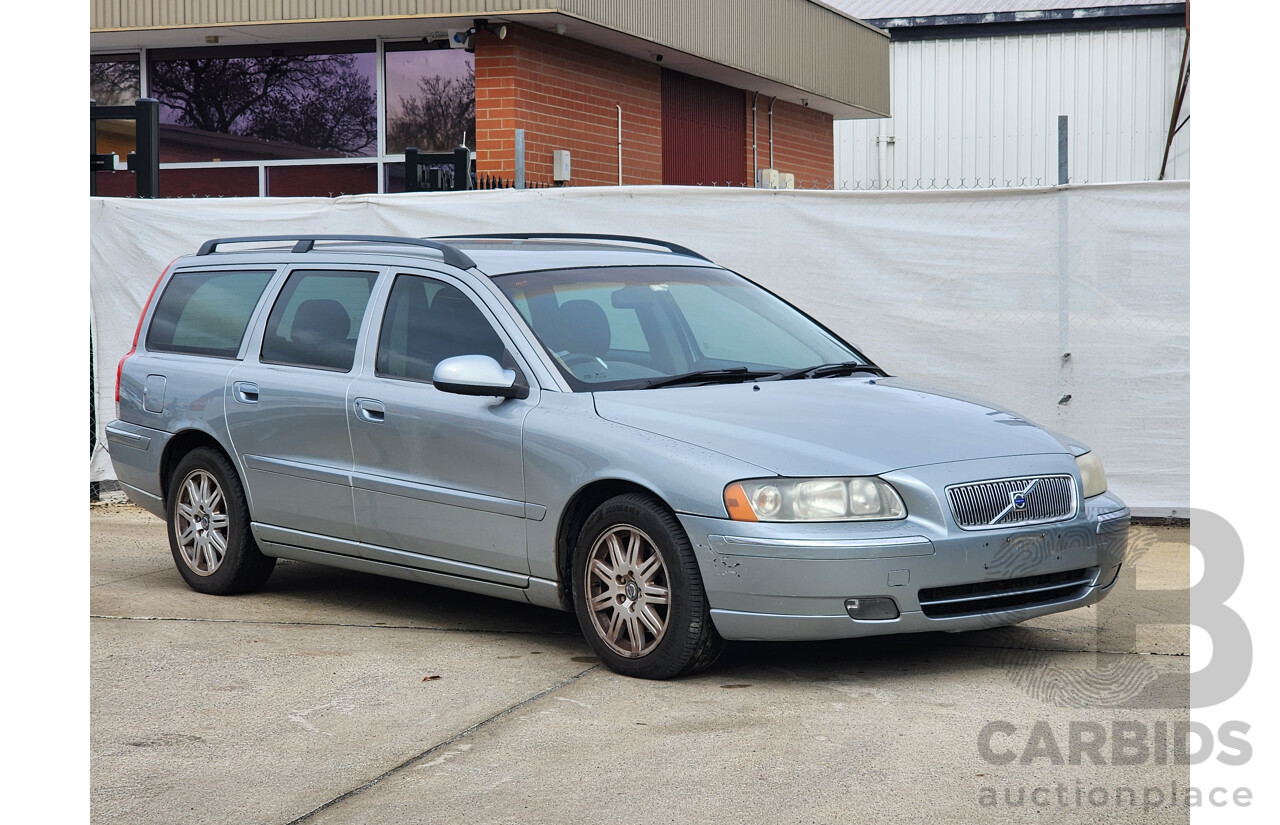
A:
[
  {"left": 159, "top": 429, "right": 239, "bottom": 509},
  {"left": 554, "top": 478, "right": 676, "bottom": 611}
]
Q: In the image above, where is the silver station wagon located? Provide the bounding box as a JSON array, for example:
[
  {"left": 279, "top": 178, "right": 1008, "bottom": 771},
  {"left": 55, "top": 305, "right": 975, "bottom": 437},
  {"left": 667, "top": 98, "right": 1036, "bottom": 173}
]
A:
[{"left": 108, "top": 233, "right": 1130, "bottom": 679}]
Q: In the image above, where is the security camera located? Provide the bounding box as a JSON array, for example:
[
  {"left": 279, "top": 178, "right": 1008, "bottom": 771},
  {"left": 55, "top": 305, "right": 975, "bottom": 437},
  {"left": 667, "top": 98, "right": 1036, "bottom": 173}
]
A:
[{"left": 655, "top": 53, "right": 663, "bottom": 62}]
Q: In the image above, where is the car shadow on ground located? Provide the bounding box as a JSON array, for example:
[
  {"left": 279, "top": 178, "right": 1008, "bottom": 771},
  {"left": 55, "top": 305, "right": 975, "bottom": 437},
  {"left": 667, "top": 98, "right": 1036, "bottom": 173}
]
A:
[{"left": 254, "top": 561, "right": 1092, "bottom": 680}]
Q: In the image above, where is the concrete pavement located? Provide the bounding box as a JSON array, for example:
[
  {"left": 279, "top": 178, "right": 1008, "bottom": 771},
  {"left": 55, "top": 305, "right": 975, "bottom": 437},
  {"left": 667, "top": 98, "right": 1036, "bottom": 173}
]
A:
[{"left": 91, "top": 502, "right": 1190, "bottom": 824}]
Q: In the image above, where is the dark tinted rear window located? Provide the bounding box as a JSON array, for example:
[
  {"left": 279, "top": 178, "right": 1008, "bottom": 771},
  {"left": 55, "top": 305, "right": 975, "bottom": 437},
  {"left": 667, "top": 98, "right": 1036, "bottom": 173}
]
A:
[{"left": 146, "top": 269, "right": 275, "bottom": 357}]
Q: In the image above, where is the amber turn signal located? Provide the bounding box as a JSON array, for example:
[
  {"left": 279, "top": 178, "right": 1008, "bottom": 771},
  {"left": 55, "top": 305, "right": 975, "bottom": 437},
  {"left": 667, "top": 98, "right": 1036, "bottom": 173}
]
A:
[{"left": 723, "top": 482, "right": 758, "bottom": 522}]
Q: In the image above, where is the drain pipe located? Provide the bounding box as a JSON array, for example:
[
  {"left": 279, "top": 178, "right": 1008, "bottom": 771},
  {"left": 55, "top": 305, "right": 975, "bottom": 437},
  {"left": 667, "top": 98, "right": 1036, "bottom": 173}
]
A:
[
  {"left": 768, "top": 97, "right": 777, "bottom": 169},
  {"left": 751, "top": 92, "right": 759, "bottom": 184},
  {"left": 877, "top": 119, "right": 889, "bottom": 189},
  {"left": 616, "top": 104, "right": 623, "bottom": 186}
]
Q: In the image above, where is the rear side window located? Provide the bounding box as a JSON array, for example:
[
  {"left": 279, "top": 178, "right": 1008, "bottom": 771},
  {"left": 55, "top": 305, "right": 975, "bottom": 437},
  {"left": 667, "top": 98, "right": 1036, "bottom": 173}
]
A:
[
  {"left": 145, "top": 269, "right": 275, "bottom": 358},
  {"left": 260, "top": 269, "right": 379, "bottom": 372}
]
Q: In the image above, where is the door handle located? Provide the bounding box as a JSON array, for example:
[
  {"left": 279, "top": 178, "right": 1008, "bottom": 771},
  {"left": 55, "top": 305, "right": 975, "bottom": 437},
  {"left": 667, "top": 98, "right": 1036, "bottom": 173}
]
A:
[
  {"left": 354, "top": 398, "right": 386, "bottom": 423},
  {"left": 233, "top": 382, "right": 259, "bottom": 404}
]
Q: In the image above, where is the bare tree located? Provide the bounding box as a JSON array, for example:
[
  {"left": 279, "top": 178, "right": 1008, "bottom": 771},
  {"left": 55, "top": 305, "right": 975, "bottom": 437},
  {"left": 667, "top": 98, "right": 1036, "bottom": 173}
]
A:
[
  {"left": 386, "top": 65, "right": 476, "bottom": 153},
  {"left": 149, "top": 54, "right": 377, "bottom": 156},
  {"left": 90, "top": 60, "right": 139, "bottom": 106}
]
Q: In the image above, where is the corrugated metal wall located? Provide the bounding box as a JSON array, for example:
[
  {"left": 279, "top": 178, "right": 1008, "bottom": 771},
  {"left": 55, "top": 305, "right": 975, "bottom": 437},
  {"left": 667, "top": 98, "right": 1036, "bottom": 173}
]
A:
[
  {"left": 661, "top": 70, "right": 746, "bottom": 185},
  {"left": 835, "top": 26, "right": 1190, "bottom": 188}
]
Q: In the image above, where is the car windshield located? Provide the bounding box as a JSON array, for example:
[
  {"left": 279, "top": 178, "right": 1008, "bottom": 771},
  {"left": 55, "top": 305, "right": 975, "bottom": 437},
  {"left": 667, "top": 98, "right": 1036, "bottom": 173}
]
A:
[{"left": 493, "top": 266, "right": 869, "bottom": 391}]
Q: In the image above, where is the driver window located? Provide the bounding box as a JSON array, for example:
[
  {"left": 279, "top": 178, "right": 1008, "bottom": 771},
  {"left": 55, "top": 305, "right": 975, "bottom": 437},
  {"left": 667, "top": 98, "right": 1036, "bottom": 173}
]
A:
[{"left": 376, "top": 274, "right": 507, "bottom": 383}]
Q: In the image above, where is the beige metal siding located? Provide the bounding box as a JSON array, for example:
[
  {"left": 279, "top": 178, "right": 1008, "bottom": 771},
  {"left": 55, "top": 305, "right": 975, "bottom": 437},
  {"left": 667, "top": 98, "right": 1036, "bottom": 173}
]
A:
[
  {"left": 91, "top": 0, "right": 889, "bottom": 114},
  {"left": 91, "top": 2, "right": 541, "bottom": 29},
  {"left": 560, "top": 0, "right": 888, "bottom": 115}
]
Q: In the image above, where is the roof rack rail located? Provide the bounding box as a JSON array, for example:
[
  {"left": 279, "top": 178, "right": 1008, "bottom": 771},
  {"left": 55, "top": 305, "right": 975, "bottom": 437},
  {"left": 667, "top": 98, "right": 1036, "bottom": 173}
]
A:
[
  {"left": 431, "top": 233, "right": 710, "bottom": 261},
  {"left": 195, "top": 235, "right": 477, "bottom": 270}
]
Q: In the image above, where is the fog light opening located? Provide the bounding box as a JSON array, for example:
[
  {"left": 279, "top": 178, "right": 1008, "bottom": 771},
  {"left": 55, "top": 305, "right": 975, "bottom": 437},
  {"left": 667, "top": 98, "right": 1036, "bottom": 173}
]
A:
[{"left": 845, "top": 596, "right": 900, "bottom": 621}]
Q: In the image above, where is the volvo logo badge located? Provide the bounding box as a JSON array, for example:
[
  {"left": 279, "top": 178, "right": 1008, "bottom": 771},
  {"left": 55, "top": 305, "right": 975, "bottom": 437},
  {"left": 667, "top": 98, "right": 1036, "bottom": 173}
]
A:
[{"left": 1010, "top": 491, "right": 1029, "bottom": 511}]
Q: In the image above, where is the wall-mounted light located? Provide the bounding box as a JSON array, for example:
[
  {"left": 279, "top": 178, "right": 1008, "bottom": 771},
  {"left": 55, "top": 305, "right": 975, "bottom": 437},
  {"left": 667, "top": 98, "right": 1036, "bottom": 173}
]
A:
[
  {"left": 453, "top": 18, "right": 508, "bottom": 51},
  {"left": 555, "top": 23, "right": 568, "bottom": 35}
]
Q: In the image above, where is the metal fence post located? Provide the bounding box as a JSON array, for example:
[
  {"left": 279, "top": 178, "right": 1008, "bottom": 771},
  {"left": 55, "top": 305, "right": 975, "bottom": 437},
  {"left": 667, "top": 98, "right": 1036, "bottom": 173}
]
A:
[
  {"left": 1057, "top": 115, "right": 1069, "bottom": 186},
  {"left": 452, "top": 145, "right": 471, "bottom": 191},
  {"left": 134, "top": 98, "right": 160, "bottom": 198},
  {"left": 514, "top": 129, "right": 526, "bottom": 189},
  {"left": 404, "top": 147, "right": 422, "bottom": 192},
  {"left": 90, "top": 101, "right": 99, "bottom": 197}
]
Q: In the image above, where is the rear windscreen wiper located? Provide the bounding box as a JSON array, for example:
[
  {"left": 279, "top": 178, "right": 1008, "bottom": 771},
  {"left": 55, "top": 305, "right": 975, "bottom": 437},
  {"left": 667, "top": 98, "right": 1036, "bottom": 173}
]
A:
[
  {"left": 775, "top": 361, "right": 887, "bottom": 381},
  {"left": 640, "top": 367, "right": 780, "bottom": 389}
]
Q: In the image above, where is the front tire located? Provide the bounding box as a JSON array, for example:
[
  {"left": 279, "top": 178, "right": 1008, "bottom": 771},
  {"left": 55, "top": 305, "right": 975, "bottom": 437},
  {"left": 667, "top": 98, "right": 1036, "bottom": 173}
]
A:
[
  {"left": 166, "top": 447, "right": 275, "bottom": 595},
  {"left": 572, "top": 493, "right": 723, "bottom": 679}
]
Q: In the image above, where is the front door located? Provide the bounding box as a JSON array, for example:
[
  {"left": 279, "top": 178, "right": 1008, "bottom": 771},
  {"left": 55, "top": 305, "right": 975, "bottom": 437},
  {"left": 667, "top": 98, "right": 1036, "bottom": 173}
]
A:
[{"left": 347, "top": 271, "right": 538, "bottom": 579}]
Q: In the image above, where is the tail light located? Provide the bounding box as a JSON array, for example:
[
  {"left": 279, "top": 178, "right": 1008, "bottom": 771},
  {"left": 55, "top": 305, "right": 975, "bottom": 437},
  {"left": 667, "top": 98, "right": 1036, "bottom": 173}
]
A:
[{"left": 115, "top": 259, "right": 176, "bottom": 417}]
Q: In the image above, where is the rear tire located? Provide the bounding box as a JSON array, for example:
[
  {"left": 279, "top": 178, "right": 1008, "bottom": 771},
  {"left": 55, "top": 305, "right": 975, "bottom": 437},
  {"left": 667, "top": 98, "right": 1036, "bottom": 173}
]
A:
[
  {"left": 572, "top": 493, "right": 723, "bottom": 679},
  {"left": 166, "top": 447, "right": 275, "bottom": 594}
]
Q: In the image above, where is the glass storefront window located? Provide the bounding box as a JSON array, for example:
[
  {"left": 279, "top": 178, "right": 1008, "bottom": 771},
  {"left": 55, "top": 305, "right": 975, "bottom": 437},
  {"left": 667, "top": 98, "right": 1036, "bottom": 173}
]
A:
[
  {"left": 385, "top": 43, "right": 475, "bottom": 154},
  {"left": 147, "top": 41, "right": 378, "bottom": 162},
  {"left": 91, "top": 54, "right": 140, "bottom": 106},
  {"left": 89, "top": 40, "right": 475, "bottom": 198}
]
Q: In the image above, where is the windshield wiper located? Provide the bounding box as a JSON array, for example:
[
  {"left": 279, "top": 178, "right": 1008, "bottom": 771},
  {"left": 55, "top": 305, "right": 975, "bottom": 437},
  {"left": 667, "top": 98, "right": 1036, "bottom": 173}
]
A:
[
  {"left": 775, "top": 361, "right": 887, "bottom": 381},
  {"left": 639, "top": 367, "right": 780, "bottom": 389}
]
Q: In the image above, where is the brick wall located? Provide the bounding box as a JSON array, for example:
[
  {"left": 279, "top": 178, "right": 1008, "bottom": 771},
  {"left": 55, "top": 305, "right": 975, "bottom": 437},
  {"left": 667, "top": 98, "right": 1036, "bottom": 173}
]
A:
[
  {"left": 475, "top": 24, "right": 663, "bottom": 187},
  {"left": 742, "top": 96, "right": 835, "bottom": 187},
  {"left": 768, "top": 99, "right": 835, "bottom": 186},
  {"left": 475, "top": 26, "right": 833, "bottom": 188}
]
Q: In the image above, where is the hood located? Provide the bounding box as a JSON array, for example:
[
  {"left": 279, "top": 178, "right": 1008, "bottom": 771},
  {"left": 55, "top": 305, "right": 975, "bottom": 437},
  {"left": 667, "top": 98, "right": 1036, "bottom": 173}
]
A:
[{"left": 592, "top": 377, "right": 1071, "bottom": 477}]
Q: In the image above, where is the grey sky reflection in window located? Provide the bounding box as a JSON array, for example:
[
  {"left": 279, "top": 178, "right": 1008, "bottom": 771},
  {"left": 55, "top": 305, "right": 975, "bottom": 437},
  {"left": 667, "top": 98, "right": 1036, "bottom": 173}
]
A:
[
  {"left": 91, "top": 54, "right": 140, "bottom": 106},
  {"left": 148, "top": 43, "right": 377, "bottom": 161},
  {"left": 385, "top": 45, "right": 475, "bottom": 154}
]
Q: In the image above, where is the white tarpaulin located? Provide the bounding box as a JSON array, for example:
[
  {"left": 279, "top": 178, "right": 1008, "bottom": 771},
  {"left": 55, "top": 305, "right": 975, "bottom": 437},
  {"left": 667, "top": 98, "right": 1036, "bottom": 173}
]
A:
[{"left": 90, "top": 182, "right": 1189, "bottom": 514}]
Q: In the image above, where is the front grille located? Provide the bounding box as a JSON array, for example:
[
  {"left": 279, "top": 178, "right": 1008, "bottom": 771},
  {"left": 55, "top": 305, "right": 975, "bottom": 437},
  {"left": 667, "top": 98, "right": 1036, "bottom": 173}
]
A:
[
  {"left": 918, "top": 567, "right": 1095, "bottom": 618},
  {"left": 946, "top": 475, "right": 1076, "bottom": 530}
]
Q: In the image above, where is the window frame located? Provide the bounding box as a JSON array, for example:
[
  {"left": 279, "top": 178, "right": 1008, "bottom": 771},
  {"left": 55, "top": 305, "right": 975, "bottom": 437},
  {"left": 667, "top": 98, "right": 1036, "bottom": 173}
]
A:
[
  {"left": 143, "top": 266, "right": 280, "bottom": 360},
  {"left": 258, "top": 267, "right": 383, "bottom": 373},
  {"left": 371, "top": 270, "right": 530, "bottom": 388}
]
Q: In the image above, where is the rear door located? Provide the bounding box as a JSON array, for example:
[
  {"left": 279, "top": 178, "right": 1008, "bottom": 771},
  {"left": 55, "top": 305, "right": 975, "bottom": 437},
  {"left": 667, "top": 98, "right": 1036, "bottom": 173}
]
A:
[
  {"left": 225, "top": 266, "right": 382, "bottom": 547},
  {"left": 346, "top": 269, "right": 539, "bottom": 579}
]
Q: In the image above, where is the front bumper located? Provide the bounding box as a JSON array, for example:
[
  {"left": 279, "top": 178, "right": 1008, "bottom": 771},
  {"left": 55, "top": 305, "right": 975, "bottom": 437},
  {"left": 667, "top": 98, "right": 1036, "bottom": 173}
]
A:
[{"left": 679, "top": 467, "right": 1129, "bottom": 642}]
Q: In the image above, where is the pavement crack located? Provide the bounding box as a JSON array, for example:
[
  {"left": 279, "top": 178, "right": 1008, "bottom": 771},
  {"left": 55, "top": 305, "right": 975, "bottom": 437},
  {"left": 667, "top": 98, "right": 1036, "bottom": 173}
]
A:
[
  {"left": 282, "top": 664, "right": 600, "bottom": 825},
  {"left": 90, "top": 569, "right": 174, "bottom": 588},
  {"left": 88, "top": 614, "right": 579, "bottom": 636}
]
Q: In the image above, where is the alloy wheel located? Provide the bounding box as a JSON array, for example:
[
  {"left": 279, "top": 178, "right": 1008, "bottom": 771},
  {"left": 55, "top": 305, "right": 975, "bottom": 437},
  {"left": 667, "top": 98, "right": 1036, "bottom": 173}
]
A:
[{"left": 584, "top": 525, "right": 671, "bottom": 657}]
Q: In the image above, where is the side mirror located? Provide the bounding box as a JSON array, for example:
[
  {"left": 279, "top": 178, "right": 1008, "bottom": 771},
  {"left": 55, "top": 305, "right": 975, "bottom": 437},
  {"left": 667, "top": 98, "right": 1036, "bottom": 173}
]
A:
[{"left": 433, "top": 354, "right": 529, "bottom": 399}]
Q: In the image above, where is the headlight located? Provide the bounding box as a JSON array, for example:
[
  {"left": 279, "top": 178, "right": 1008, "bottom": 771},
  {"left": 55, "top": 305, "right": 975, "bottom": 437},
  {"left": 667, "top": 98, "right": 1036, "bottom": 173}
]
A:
[
  {"left": 1076, "top": 452, "right": 1107, "bottom": 498},
  {"left": 724, "top": 477, "right": 906, "bottom": 522}
]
